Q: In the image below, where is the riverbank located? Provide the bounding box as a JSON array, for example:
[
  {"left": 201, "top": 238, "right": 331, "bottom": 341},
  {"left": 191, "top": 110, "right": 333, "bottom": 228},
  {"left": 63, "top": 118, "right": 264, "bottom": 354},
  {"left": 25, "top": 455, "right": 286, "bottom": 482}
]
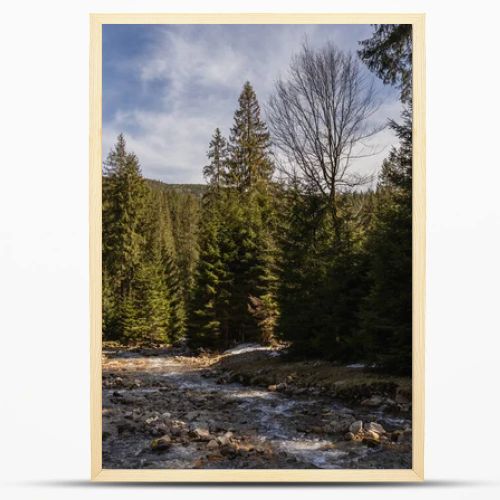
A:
[{"left": 210, "top": 344, "right": 412, "bottom": 412}]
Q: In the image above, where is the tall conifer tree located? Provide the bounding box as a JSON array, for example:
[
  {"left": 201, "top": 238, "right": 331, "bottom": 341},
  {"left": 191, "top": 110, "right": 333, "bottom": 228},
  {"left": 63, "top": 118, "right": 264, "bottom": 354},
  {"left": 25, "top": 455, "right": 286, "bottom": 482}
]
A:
[
  {"left": 204, "top": 128, "right": 228, "bottom": 192},
  {"left": 225, "top": 82, "right": 278, "bottom": 344},
  {"left": 227, "top": 82, "right": 273, "bottom": 191},
  {"left": 102, "top": 134, "right": 147, "bottom": 340}
]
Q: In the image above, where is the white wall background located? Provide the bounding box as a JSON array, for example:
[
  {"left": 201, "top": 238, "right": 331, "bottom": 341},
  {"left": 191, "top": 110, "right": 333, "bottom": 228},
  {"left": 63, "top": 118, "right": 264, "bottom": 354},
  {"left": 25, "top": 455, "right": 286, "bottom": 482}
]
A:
[{"left": 1, "top": 0, "right": 499, "bottom": 498}]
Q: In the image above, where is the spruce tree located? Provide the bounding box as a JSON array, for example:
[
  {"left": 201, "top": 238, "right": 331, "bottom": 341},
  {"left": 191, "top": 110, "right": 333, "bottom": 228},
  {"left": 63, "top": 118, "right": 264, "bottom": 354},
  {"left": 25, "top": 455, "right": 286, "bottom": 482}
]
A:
[
  {"left": 227, "top": 82, "right": 273, "bottom": 191},
  {"left": 204, "top": 128, "right": 228, "bottom": 192},
  {"left": 359, "top": 25, "right": 413, "bottom": 373},
  {"left": 276, "top": 184, "right": 331, "bottom": 355},
  {"left": 141, "top": 187, "right": 186, "bottom": 343},
  {"left": 224, "top": 82, "right": 278, "bottom": 344},
  {"left": 187, "top": 194, "right": 229, "bottom": 349},
  {"left": 360, "top": 112, "right": 412, "bottom": 373},
  {"left": 187, "top": 133, "right": 232, "bottom": 349},
  {"left": 102, "top": 134, "right": 147, "bottom": 341},
  {"left": 189, "top": 81, "right": 279, "bottom": 349}
]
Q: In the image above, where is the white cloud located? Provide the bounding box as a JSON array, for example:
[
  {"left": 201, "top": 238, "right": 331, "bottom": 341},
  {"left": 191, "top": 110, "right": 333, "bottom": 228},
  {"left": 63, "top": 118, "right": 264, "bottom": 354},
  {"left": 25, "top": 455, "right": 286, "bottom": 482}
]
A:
[{"left": 104, "top": 25, "right": 403, "bottom": 184}]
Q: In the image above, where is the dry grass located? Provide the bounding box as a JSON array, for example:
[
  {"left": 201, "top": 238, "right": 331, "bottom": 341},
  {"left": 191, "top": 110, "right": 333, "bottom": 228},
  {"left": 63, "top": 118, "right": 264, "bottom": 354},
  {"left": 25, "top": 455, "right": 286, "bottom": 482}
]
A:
[{"left": 214, "top": 350, "right": 411, "bottom": 401}]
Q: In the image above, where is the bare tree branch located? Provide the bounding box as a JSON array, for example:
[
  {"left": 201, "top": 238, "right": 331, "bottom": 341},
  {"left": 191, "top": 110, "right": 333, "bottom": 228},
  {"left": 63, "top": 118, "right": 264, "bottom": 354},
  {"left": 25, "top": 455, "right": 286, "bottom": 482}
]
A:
[{"left": 267, "top": 42, "right": 384, "bottom": 229}]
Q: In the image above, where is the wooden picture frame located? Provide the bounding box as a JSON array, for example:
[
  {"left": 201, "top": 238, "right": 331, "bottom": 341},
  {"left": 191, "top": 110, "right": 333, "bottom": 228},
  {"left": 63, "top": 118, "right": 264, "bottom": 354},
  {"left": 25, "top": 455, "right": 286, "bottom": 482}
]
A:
[{"left": 90, "top": 13, "right": 425, "bottom": 482}]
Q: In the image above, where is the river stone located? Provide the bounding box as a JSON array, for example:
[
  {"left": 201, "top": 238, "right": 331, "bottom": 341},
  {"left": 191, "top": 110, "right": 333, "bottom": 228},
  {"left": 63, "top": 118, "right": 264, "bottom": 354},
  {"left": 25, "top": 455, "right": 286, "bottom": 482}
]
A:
[
  {"left": 396, "top": 392, "right": 410, "bottom": 404},
  {"left": 331, "top": 419, "right": 352, "bottom": 433},
  {"left": 361, "top": 395, "right": 384, "bottom": 407},
  {"left": 190, "top": 423, "right": 211, "bottom": 441},
  {"left": 219, "top": 440, "right": 240, "bottom": 456},
  {"left": 391, "top": 430, "right": 402, "bottom": 442},
  {"left": 238, "top": 442, "right": 254, "bottom": 452},
  {"left": 344, "top": 432, "right": 355, "bottom": 441},
  {"left": 151, "top": 434, "right": 171, "bottom": 451},
  {"left": 349, "top": 420, "right": 363, "bottom": 434},
  {"left": 399, "top": 429, "right": 412, "bottom": 443},
  {"left": 365, "top": 422, "right": 385, "bottom": 434},
  {"left": 217, "top": 431, "right": 233, "bottom": 446},
  {"left": 207, "top": 439, "right": 219, "bottom": 450},
  {"left": 319, "top": 442, "right": 336, "bottom": 450},
  {"left": 363, "top": 430, "right": 381, "bottom": 446},
  {"left": 399, "top": 403, "right": 412, "bottom": 413}
]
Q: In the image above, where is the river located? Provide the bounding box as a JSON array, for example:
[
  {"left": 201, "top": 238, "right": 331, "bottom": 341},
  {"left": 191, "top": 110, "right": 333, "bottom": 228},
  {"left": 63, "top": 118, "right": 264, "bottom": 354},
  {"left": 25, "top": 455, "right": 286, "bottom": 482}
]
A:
[{"left": 102, "top": 348, "right": 411, "bottom": 469}]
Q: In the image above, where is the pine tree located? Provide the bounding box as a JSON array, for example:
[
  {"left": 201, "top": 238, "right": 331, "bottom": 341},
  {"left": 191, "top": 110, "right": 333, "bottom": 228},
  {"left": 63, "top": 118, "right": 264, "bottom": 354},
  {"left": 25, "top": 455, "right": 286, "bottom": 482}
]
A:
[
  {"left": 224, "top": 82, "right": 278, "bottom": 344},
  {"left": 102, "top": 134, "right": 147, "bottom": 341},
  {"left": 360, "top": 112, "right": 412, "bottom": 374},
  {"left": 188, "top": 132, "right": 232, "bottom": 349},
  {"left": 358, "top": 25, "right": 413, "bottom": 373},
  {"left": 276, "top": 180, "right": 370, "bottom": 361},
  {"left": 187, "top": 194, "right": 229, "bottom": 349},
  {"left": 121, "top": 261, "right": 170, "bottom": 344},
  {"left": 102, "top": 135, "right": 189, "bottom": 345},
  {"left": 142, "top": 187, "right": 186, "bottom": 342},
  {"left": 227, "top": 82, "right": 273, "bottom": 191},
  {"left": 276, "top": 183, "right": 331, "bottom": 355},
  {"left": 358, "top": 24, "right": 413, "bottom": 104},
  {"left": 204, "top": 128, "right": 228, "bottom": 192},
  {"left": 169, "top": 191, "right": 200, "bottom": 302},
  {"left": 163, "top": 248, "right": 186, "bottom": 341},
  {"left": 188, "top": 83, "right": 278, "bottom": 349}
]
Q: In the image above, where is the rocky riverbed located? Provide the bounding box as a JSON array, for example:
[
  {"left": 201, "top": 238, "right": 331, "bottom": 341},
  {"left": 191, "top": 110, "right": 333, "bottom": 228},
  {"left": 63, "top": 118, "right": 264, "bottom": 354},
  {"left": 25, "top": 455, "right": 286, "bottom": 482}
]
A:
[{"left": 102, "top": 345, "right": 412, "bottom": 469}]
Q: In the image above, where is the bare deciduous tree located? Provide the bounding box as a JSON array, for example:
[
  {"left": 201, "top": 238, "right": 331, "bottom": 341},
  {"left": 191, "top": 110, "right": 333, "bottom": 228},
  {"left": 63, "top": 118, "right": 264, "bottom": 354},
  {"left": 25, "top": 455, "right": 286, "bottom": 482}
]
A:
[{"left": 267, "top": 42, "right": 383, "bottom": 229}]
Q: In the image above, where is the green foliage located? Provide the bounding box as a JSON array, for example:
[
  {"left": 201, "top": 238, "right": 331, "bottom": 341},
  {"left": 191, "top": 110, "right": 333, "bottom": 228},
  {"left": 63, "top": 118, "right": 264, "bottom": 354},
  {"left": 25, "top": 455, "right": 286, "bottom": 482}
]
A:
[
  {"left": 276, "top": 185, "right": 370, "bottom": 362},
  {"left": 227, "top": 81, "right": 273, "bottom": 191},
  {"left": 187, "top": 82, "right": 278, "bottom": 349},
  {"left": 358, "top": 25, "right": 413, "bottom": 374},
  {"left": 204, "top": 128, "right": 228, "bottom": 191},
  {"left": 102, "top": 135, "right": 195, "bottom": 345},
  {"left": 102, "top": 134, "right": 147, "bottom": 340},
  {"left": 103, "top": 28, "right": 413, "bottom": 376},
  {"left": 187, "top": 195, "right": 228, "bottom": 348},
  {"left": 359, "top": 112, "right": 412, "bottom": 374},
  {"left": 358, "top": 24, "right": 413, "bottom": 104}
]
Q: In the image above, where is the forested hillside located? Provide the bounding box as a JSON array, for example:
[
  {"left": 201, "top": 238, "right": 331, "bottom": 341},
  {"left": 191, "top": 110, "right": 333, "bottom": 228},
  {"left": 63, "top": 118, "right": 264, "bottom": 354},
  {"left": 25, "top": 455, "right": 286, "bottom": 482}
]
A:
[
  {"left": 102, "top": 25, "right": 412, "bottom": 375},
  {"left": 102, "top": 157, "right": 200, "bottom": 344}
]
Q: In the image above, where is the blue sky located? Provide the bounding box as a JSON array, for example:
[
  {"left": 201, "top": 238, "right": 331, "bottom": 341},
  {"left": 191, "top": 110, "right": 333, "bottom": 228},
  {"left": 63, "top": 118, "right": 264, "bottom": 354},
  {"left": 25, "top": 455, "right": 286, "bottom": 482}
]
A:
[{"left": 103, "top": 24, "right": 402, "bottom": 184}]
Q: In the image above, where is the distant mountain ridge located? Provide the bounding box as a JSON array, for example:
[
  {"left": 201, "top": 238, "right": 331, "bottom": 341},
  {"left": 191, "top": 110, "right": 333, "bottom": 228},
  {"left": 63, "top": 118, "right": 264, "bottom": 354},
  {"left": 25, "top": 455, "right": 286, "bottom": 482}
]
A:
[{"left": 146, "top": 179, "right": 207, "bottom": 198}]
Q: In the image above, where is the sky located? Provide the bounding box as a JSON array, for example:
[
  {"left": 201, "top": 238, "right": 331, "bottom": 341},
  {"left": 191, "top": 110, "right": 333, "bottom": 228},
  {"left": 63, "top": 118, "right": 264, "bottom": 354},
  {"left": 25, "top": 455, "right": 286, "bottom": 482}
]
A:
[{"left": 103, "top": 24, "right": 402, "bottom": 184}]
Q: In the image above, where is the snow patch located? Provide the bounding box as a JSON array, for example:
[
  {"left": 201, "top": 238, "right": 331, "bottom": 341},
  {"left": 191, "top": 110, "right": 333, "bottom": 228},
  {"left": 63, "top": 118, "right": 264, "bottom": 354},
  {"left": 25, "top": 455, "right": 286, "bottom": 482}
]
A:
[{"left": 223, "top": 343, "right": 281, "bottom": 357}]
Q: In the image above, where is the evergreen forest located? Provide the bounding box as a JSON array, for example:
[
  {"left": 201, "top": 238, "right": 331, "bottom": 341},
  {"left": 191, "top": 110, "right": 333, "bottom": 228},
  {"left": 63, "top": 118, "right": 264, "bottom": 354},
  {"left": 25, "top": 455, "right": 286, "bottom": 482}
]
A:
[{"left": 102, "top": 25, "right": 413, "bottom": 375}]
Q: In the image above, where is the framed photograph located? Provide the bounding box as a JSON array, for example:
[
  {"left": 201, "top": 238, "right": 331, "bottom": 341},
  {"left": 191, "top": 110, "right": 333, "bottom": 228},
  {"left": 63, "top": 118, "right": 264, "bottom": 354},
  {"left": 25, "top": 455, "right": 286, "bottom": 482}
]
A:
[{"left": 90, "top": 13, "right": 425, "bottom": 482}]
